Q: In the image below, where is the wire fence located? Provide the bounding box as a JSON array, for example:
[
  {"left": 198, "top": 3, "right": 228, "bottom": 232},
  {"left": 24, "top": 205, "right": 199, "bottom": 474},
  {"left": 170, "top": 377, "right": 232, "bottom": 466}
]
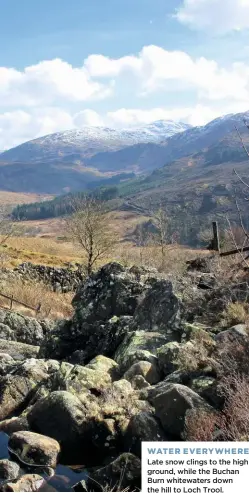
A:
[{"left": 0, "top": 291, "right": 41, "bottom": 314}]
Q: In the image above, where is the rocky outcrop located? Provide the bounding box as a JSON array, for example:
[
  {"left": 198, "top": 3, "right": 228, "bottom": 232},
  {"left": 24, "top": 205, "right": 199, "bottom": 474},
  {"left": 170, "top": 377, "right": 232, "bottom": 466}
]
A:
[
  {"left": 0, "top": 358, "right": 59, "bottom": 420},
  {"left": 0, "top": 260, "right": 245, "bottom": 491},
  {"left": 40, "top": 262, "right": 181, "bottom": 363},
  {"left": 132, "top": 279, "right": 182, "bottom": 334},
  {"left": 0, "top": 310, "right": 48, "bottom": 346}
]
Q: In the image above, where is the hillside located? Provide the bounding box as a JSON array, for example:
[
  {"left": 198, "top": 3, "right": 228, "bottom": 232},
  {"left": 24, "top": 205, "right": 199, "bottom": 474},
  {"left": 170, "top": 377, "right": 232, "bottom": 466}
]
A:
[
  {"left": 0, "top": 121, "right": 189, "bottom": 194},
  {"left": 0, "top": 111, "right": 248, "bottom": 194},
  {"left": 12, "top": 118, "right": 249, "bottom": 246}
]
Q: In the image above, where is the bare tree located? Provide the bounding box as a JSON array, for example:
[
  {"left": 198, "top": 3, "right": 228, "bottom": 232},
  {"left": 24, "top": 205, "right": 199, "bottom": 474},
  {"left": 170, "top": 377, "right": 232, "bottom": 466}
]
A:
[
  {"left": 0, "top": 207, "right": 24, "bottom": 246},
  {"left": 64, "top": 195, "right": 117, "bottom": 275},
  {"left": 152, "top": 206, "right": 169, "bottom": 264},
  {"left": 133, "top": 223, "right": 150, "bottom": 265}
]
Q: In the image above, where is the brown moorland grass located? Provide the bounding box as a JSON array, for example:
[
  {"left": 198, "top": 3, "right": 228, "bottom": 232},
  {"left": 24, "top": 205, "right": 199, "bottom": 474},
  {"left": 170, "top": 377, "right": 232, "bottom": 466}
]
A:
[
  {"left": 0, "top": 235, "right": 84, "bottom": 268},
  {"left": 0, "top": 278, "right": 73, "bottom": 319},
  {"left": 0, "top": 191, "right": 53, "bottom": 206}
]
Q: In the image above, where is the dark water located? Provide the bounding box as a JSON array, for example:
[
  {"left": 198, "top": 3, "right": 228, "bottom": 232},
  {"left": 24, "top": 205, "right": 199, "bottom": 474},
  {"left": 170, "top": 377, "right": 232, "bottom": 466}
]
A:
[{"left": 0, "top": 432, "right": 87, "bottom": 491}]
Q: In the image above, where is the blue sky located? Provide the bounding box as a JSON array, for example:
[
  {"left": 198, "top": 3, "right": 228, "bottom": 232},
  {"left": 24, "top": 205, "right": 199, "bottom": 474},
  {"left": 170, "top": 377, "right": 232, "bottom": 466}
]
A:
[{"left": 1, "top": 0, "right": 249, "bottom": 148}]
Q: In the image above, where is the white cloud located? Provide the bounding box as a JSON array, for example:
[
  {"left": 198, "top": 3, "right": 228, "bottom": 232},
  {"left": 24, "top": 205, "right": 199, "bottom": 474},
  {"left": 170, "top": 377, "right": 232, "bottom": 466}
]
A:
[
  {"left": 2, "top": 44, "right": 249, "bottom": 148},
  {"left": 0, "top": 59, "right": 113, "bottom": 107},
  {"left": 103, "top": 105, "right": 235, "bottom": 127},
  {"left": 176, "top": 0, "right": 249, "bottom": 33},
  {"left": 73, "top": 109, "right": 104, "bottom": 127},
  {"left": 1, "top": 46, "right": 249, "bottom": 111},
  {"left": 84, "top": 45, "right": 249, "bottom": 102},
  {"left": 0, "top": 108, "right": 75, "bottom": 149}
]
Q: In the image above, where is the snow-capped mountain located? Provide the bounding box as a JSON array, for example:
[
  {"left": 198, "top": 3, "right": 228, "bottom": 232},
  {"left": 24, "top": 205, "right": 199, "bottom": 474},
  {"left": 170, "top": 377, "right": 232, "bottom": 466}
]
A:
[
  {"left": 126, "top": 120, "right": 191, "bottom": 141},
  {"left": 0, "top": 119, "right": 191, "bottom": 164},
  {"left": 0, "top": 111, "right": 248, "bottom": 194}
]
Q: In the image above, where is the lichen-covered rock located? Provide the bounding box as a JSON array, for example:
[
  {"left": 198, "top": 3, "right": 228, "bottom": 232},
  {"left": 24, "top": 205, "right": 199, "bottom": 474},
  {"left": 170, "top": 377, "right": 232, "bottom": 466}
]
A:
[
  {"left": 2, "top": 474, "right": 44, "bottom": 492},
  {"left": 0, "top": 325, "right": 14, "bottom": 341},
  {"left": 181, "top": 322, "right": 215, "bottom": 343},
  {"left": 0, "top": 340, "right": 39, "bottom": 361},
  {"left": 39, "top": 316, "right": 132, "bottom": 364},
  {"left": 27, "top": 391, "right": 93, "bottom": 463},
  {"left": 157, "top": 339, "right": 211, "bottom": 376},
  {"left": 39, "top": 264, "right": 181, "bottom": 364},
  {"left": 114, "top": 331, "right": 169, "bottom": 373},
  {"left": 190, "top": 377, "right": 222, "bottom": 408},
  {"left": 132, "top": 279, "right": 182, "bottom": 334},
  {"left": 157, "top": 342, "right": 181, "bottom": 376},
  {"left": 27, "top": 381, "right": 148, "bottom": 465},
  {"left": 124, "top": 361, "right": 160, "bottom": 385},
  {"left": 0, "top": 460, "right": 20, "bottom": 485},
  {"left": 0, "top": 416, "right": 30, "bottom": 435},
  {"left": 86, "top": 355, "right": 119, "bottom": 378},
  {"left": 0, "top": 354, "right": 14, "bottom": 374},
  {"left": 124, "top": 412, "right": 166, "bottom": 456},
  {"left": 198, "top": 273, "right": 216, "bottom": 290},
  {"left": 46, "top": 357, "right": 119, "bottom": 397},
  {"left": 0, "top": 311, "right": 45, "bottom": 346},
  {"left": 147, "top": 382, "right": 213, "bottom": 437},
  {"left": 72, "top": 262, "right": 155, "bottom": 322},
  {"left": 0, "top": 359, "right": 58, "bottom": 420},
  {"left": 130, "top": 375, "right": 151, "bottom": 390},
  {"left": 8, "top": 431, "right": 60, "bottom": 468},
  {"left": 215, "top": 324, "right": 249, "bottom": 347},
  {"left": 118, "top": 349, "right": 158, "bottom": 374},
  {"left": 39, "top": 262, "right": 158, "bottom": 362}
]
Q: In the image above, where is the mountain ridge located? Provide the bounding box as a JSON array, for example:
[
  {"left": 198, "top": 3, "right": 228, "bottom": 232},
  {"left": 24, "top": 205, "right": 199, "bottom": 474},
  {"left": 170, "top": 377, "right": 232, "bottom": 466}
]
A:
[{"left": 0, "top": 111, "right": 249, "bottom": 194}]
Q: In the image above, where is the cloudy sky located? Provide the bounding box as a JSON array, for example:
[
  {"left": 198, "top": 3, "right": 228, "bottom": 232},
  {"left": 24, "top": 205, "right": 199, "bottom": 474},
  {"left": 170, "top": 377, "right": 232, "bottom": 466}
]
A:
[{"left": 1, "top": 0, "right": 249, "bottom": 149}]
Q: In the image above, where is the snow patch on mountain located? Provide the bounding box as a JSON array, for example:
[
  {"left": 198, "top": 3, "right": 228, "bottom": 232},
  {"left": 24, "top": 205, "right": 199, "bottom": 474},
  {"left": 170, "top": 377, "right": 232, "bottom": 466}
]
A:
[{"left": 35, "top": 120, "right": 191, "bottom": 148}]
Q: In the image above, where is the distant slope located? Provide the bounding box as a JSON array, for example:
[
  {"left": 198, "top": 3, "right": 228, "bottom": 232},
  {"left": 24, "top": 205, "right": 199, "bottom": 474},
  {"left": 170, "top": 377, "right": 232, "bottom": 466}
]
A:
[
  {"left": 0, "top": 120, "right": 190, "bottom": 194},
  {"left": 1, "top": 110, "right": 249, "bottom": 194},
  {"left": 12, "top": 121, "right": 249, "bottom": 247},
  {"left": 0, "top": 120, "right": 190, "bottom": 164}
]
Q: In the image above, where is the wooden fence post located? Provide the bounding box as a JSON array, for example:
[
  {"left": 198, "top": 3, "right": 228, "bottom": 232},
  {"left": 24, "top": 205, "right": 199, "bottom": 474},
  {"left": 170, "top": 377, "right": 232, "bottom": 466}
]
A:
[
  {"left": 212, "top": 221, "right": 220, "bottom": 253},
  {"left": 10, "top": 295, "right": 13, "bottom": 310},
  {"left": 36, "top": 303, "right": 41, "bottom": 315}
]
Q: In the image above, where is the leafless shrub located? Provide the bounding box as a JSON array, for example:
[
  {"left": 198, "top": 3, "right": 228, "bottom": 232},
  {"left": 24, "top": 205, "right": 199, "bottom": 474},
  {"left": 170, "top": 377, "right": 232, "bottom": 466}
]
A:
[
  {"left": 221, "top": 301, "right": 249, "bottom": 326},
  {"left": 220, "top": 374, "right": 249, "bottom": 441},
  {"left": 0, "top": 206, "right": 24, "bottom": 246},
  {"left": 64, "top": 195, "right": 118, "bottom": 275},
  {"left": 184, "top": 409, "right": 223, "bottom": 441}
]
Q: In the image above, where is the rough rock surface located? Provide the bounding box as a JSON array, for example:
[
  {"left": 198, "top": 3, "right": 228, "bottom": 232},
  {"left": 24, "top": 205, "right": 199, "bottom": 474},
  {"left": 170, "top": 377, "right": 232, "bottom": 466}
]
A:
[
  {"left": 14, "top": 263, "right": 85, "bottom": 293},
  {"left": 27, "top": 391, "right": 92, "bottom": 463},
  {"left": 132, "top": 279, "right": 182, "bottom": 334},
  {"left": 8, "top": 431, "right": 60, "bottom": 468},
  {"left": 114, "top": 331, "right": 169, "bottom": 373},
  {"left": 0, "top": 311, "right": 45, "bottom": 346},
  {"left": 0, "top": 340, "right": 39, "bottom": 361},
  {"left": 0, "top": 259, "right": 244, "bottom": 491},
  {"left": 39, "top": 262, "right": 177, "bottom": 362},
  {"left": 0, "top": 460, "right": 20, "bottom": 485},
  {"left": 147, "top": 382, "right": 212, "bottom": 437},
  {"left": 2, "top": 474, "right": 44, "bottom": 492},
  {"left": 0, "top": 359, "right": 59, "bottom": 420},
  {"left": 75, "top": 453, "right": 141, "bottom": 492}
]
